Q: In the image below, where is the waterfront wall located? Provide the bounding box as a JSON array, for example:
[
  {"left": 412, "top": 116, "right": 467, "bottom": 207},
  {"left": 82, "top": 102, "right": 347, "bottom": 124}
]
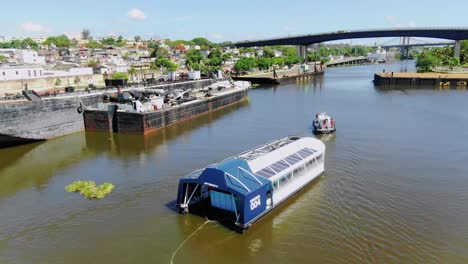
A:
[
  {"left": 233, "top": 71, "right": 323, "bottom": 85},
  {"left": 0, "top": 74, "right": 105, "bottom": 96}
]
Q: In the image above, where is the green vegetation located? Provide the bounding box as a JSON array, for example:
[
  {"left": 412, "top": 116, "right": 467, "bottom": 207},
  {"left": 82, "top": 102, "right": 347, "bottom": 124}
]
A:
[
  {"left": 101, "top": 36, "right": 126, "bottom": 47},
  {"left": 44, "top": 35, "right": 72, "bottom": 47},
  {"left": 150, "top": 44, "right": 170, "bottom": 59},
  {"left": 84, "top": 41, "right": 104, "bottom": 49},
  {"left": 415, "top": 44, "right": 467, "bottom": 72},
  {"left": 152, "top": 58, "right": 178, "bottom": 72},
  {"left": 111, "top": 72, "right": 129, "bottom": 80},
  {"left": 234, "top": 57, "right": 257, "bottom": 72},
  {"left": 307, "top": 45, "right": 376, "bottom": 63},
  {"left": 87, "top": 59, "right": 100, "bottom": 67},
  {"left": 65, "top": 181, "right": 115, "bottom": 199},
  {"left": 0, "top": 38, "right": 38, "bottom": 50},
  {"left": 127, "top": 65, "right": 137, "bottom": 79},
  {"left": 0, "top": 55, "right": 7, "bottom": 63}
]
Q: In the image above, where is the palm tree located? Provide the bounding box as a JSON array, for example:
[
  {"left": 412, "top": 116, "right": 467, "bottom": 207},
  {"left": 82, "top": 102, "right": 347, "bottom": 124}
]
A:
[{"left": 128, "top": 66, "right": 137, "bottom": 83}]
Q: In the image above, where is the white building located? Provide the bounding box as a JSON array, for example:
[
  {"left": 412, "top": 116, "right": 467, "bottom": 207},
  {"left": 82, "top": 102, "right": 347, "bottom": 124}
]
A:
[
  {"left": 0, "top": 65, "right": 94, "bottom": 81},
  {"left": 0, "top": 65, "right": 44, "bottom": 81},
  {"left": 367, "top": 47, "right": 387, "bottom": 62},
  {"left": 16, "top": 50, "right": 46, "bottom": 65}
]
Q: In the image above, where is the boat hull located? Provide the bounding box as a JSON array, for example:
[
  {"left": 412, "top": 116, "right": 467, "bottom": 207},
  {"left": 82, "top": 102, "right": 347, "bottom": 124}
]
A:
[{"left": 0, "top": 133, "right": 43, "bottom": 149}]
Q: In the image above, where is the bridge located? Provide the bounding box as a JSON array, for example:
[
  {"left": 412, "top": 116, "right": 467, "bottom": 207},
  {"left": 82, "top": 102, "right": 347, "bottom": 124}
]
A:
[
  {"left": 380, "top": 42, "right": 454, "bottom": 49},
  {"left": 233, "top": 28, "right": 468, "bottom": 58},
  {"left": 325, "top": 56, "right": 369, "bottom": 67}
]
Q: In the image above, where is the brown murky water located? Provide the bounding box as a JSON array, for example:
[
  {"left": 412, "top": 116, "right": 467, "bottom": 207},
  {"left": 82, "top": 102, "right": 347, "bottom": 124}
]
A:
[{"left": 1, "top": 61, "right": 468, "bottom": 263}]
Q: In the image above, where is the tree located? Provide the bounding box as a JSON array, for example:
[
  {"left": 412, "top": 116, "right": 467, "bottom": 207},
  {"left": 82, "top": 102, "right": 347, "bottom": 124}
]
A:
[
  {"left": 185, "top": 49, "right": 203, "bottom": 66},
  {"left": 82, "top": 29, "right": 91, "bottom": 40},
  {"left": 87, "top": 59, "right": 101, "bottom": 67},
  {"left": 85, "top": 41, "right": 104, "bottom": 49},
  {"left": 152, "top": 58, "right": 178, "bottom": 72},
  {"left": 192, "top": 37, "right": 214, "bottom": 48},
  {"left": 44, "top": 35, "right": 72, "bottom": 48},
  {"left": 284, "top": 54, "right": 301, "bottom": 66},
  {"left": 0, "top": 55, "right": 8, "bottom": 63},
  {"left": 74, "top": 76, "right": 81, "bottom": 84},
  {"left": 257, "top": 57, "right": 272, "bottom": 70},
  {"left": 416, "top": 52, "right": 437, "bottom": 72},
  {"left": 221, "top": 53, "right": 232, "bottom": 62},
  {"left": 21, "top": 38, "right": 38, "bottom": 50},
  {"left": 111, "top": 72, "right": 129, "bottom": 80},
  {"left": 262, "top": 47, "right": 275, "bottom": 58},
  {"left": 234, "top": 57, "right": 257, "bottom": 72},
  {"left": 55, "top": 78, "right": 62, "bottom": 86},
  {"left": 150, "top": 45, "right": 170, "bottom": 59},
  {"left": 101, "top": 37, "right": 116, "bottom": 46},
  {"left": 127, "top": 65, "right": 137, "bottom": 79},
  {"left": 134, "top": 35, "right": 142, "bottom": 42}
]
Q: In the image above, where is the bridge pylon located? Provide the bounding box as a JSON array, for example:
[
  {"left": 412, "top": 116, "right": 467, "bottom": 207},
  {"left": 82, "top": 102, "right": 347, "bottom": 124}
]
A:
[
  {"left": 296, "top": 45, "right": 308, "bottom": 62},
  {"left": 454, "top": 40, "right": 461, "bottom": 58}
]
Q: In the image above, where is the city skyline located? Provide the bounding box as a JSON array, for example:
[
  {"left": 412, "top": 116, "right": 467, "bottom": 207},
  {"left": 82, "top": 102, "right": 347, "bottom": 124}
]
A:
[{"left": 1, "top": 0, "right": 468, "bottom": 43}]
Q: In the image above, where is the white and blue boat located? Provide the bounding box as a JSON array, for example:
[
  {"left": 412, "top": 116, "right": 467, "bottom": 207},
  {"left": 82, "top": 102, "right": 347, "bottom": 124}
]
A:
[{"left": 176, "top": 136, "right": 325, "bottom": 232}]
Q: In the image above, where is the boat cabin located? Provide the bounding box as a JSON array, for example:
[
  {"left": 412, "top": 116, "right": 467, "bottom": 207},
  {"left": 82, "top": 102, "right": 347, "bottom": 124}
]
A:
[{"left": 176, "top": 136, "right": 325, "bottom": 232}]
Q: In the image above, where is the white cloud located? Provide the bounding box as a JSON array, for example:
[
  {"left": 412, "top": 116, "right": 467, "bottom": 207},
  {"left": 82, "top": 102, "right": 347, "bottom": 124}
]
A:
[
  {"left": 127, "top": 8, "right": 146, "bottom": 20},
  {"left": 21, "top": 22, "right": 50, "bottom": 33},
  {"left": 211, "top": 34, "right": 223, "bottom": 40}
]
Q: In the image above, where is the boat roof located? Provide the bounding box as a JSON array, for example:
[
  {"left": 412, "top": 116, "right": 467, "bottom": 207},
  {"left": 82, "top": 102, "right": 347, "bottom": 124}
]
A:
[
  {"left": 240, "top": 137, "right": 325, "bottom": 181},
  {"left": 180, "top": 158, "right": 270, "bottom": 197},
  {"left": 179, "top": 136, "right": 325, "bottom": 196}
]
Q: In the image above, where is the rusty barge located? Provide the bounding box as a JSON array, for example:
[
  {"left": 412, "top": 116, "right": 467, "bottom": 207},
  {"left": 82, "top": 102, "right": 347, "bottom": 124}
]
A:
[{"left": 83, "top": 81, "right": 250, "bottom": 134}]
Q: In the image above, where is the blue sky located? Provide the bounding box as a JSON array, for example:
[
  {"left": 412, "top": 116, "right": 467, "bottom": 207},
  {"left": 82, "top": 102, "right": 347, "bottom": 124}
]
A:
[{"left": 1, "top": 0, "right": 468, "bottom": 43}]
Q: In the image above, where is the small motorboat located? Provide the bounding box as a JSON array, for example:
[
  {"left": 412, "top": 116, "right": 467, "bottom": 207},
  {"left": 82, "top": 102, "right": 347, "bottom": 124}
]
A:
[{"left": 313, "top": 112, "right": 336, "bottom": 134}]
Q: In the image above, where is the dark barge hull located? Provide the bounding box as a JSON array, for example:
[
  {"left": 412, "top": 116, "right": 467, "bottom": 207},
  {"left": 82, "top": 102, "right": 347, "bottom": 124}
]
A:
[
  {"left": 232, "top": 71, "right": 324, "bottom": 85},
  {"left": 84, "top": 88, "right": 248, "bottom": 134},
  {"left": 0, "top": 134, "right": 43, "bottom": 149}
]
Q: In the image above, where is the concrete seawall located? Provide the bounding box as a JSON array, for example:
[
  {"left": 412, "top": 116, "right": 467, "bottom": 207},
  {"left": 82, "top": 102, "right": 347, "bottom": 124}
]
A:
[
  {"left": 0, "top": 79, "right": 227, "bottom": 148},
  {"left": 233, "top": 71, "right": 323, "bottom": 85}
]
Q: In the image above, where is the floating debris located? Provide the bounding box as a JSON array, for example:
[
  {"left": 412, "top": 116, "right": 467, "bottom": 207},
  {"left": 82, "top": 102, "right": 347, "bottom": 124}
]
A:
[
  {"left": 251, "top": 84, "right": 260, "bottom": 88},
  {"left": 65, "top": 181, "right": 115, "bottom": 199}
]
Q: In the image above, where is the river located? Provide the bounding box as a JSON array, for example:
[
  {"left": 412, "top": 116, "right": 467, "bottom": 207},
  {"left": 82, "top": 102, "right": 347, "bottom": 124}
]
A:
[{"left": 1, "top": 61, "right": 468, "bottom": 263}]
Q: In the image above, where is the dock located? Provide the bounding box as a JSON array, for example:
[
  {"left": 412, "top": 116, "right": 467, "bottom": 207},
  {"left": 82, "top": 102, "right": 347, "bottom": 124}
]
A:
[
  {"left": 232, "top": 64, "right": 324, "bottom": 85},
  {"left": 374, "top": 72, "right": 468, "bottom": 87}
]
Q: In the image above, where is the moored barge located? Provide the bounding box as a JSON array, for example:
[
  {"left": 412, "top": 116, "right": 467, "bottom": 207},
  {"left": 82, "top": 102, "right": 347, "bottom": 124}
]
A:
[
  {"left": 176, "top": 136, "right": 325, "bottom": 232},
  {"left": 83, "top": 80, "right": 250, "bottom": 134}
]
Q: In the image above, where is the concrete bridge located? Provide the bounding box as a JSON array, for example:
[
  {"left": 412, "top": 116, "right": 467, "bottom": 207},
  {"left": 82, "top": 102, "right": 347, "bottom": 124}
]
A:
[
  {"left": 325, "top": 56, "right": 369, "bottom": 67},
  {"left": 381, "top": 42, "right": 455, "bottom": 49},
  {"left": 233, "top": 28, "right": 468, "bottom": 58}
]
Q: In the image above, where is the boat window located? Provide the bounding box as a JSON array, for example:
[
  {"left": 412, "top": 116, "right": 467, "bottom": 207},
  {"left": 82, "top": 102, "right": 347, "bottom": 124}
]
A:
[
  {"left": 273, "top": 180, "right": 279, "bottom": 190},
  {"left": 280, "top": 176, "right": 287, "bottom": 185}
]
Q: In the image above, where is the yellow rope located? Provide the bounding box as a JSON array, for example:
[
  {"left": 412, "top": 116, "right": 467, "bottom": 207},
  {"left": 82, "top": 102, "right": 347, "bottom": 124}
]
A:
[{"left": 170, "top": 218, "right": 214, "bottom": 264}]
